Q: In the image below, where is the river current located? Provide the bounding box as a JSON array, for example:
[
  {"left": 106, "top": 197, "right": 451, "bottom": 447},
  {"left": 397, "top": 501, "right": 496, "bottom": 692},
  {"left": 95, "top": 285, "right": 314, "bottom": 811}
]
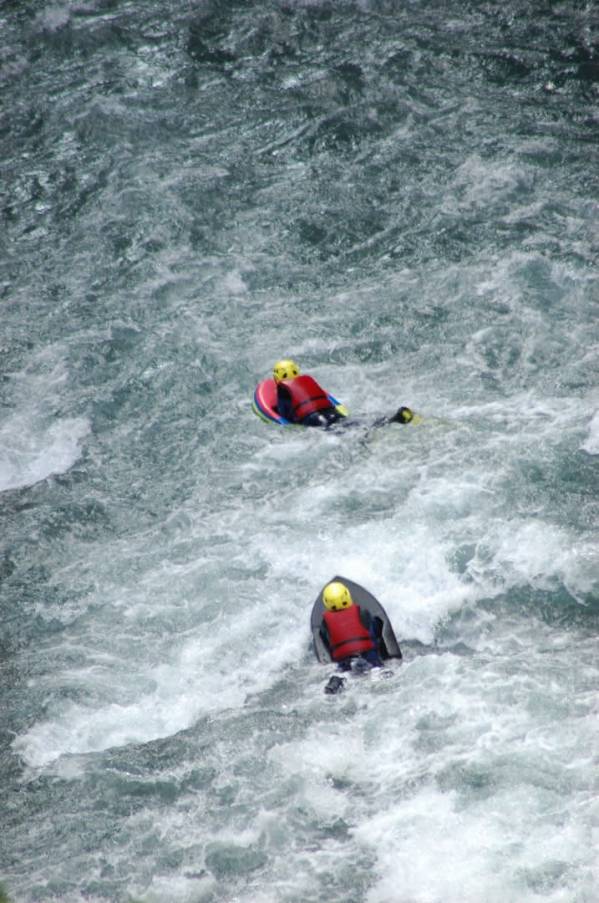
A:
[{"left": 1, "top": 2, "right": 598, "bottom": 902}]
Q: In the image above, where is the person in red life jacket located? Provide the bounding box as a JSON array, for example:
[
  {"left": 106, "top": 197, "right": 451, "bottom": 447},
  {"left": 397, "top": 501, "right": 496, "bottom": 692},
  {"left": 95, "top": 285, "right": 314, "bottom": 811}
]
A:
[
  {"left": 273, "top": 358, "right": 344, "bottom": 427},
  {"left": 320, "top": 581, "right": 383, "bottom": 673},
  {"left": 272, "top": 358, "right": 416, "bottom": 428}
]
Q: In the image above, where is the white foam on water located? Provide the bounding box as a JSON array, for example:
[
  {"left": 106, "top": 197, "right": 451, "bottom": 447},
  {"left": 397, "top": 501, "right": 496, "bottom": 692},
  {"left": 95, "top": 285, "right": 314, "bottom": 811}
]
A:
[
  {"left": 14, "top": 565, "right": 308, "bottom": 767},
  {"left": 0, "top": 413, "right": 90, "bottom": 492},
  {"left": 0, "top": 354, "right": 90, "bottom": 492},
  {"left": 141, "top": 874, "right": 217, "bottom": 903},
  {"left": 581, "top": 408, "right": 599, "bottom": 454},
  {"left": 264, "top": 631, "right": 598, "bottom": 903},
  {"left": 221, "top": 269, "right": 249, "bottom": 295},
  {"left": 34, "top": 5, "right": 70, "bottom": 32},
  {"left": 446, "top": 155, "right": 535, "bottom": 213}
]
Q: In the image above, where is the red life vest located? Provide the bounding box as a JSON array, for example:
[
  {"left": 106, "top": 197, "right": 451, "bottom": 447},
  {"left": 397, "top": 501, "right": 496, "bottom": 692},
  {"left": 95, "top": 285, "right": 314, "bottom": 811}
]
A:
[
  {"left": 280, "top": 375, "right": 332, "bottom": 420},
  {"left": 323, "top": 606, "right": 374, "bottom": 661}
]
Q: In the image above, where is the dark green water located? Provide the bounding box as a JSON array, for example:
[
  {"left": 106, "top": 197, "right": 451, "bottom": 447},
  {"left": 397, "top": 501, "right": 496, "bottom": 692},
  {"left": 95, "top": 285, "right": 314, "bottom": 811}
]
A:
[{"left": 1, "top": 2, "right": 598, "bottom": 901}]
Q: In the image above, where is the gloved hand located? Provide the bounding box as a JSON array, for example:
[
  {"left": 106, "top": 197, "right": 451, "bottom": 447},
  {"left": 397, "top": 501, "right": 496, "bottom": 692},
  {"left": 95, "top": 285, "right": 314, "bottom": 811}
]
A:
[{"left": 324, "top": 675, "right": 346, "bottom": 695}]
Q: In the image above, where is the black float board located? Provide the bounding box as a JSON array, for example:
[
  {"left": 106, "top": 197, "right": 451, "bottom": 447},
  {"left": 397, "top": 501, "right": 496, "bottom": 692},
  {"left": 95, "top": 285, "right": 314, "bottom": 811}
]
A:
[{"left": 310, "top": 575, "right": 402, "bottom": 664}]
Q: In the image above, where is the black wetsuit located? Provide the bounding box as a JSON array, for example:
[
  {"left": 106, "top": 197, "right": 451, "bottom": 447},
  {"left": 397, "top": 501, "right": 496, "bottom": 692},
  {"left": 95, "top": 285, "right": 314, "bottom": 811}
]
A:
[{"left": 277, "top": 383, "right": 414, "bottom": 431}]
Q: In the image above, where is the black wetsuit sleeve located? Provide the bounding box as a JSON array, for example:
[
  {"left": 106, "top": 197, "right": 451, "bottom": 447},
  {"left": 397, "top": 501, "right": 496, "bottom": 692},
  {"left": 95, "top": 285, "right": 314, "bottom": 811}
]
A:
[
  {"left": 276, "top": 385, "right": 295, "bottom": 421},
  {"left": 319, "top": 622, "right": 332, "bottom": 653},
  {"left": 359, "top": 608, "right": 383, "bottom": 650},
  {"left": 359, "top": 608, "right": 373, "bottom": 631}
]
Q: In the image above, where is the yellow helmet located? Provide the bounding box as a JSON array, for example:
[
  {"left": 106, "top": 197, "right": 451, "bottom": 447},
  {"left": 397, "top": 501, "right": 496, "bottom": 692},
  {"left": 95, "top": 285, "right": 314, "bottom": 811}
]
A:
[
  {"left": 273, "top": 359, "right": 300, "bottom": 383},
  {"left": 323, "top": 581, "right": 353, "bottom": 611}
]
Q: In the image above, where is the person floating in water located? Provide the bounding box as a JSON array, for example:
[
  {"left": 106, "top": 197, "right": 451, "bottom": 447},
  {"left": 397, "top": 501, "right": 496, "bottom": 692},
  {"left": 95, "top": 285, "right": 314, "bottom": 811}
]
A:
[
  {"left": 272, "top": 359, "right": 415, "bottom": 428},
  {"left": 273, "top": 358, "right": 345, "bottom": 427},
  {"left": 319, "top": 581, "right": 385, "bottom": 693}
]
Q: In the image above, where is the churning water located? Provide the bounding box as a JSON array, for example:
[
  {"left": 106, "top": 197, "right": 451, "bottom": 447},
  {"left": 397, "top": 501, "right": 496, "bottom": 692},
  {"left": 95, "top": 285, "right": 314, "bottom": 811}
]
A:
[{"left": 1, "top": 1, "right": 598, "bottom": 901}]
